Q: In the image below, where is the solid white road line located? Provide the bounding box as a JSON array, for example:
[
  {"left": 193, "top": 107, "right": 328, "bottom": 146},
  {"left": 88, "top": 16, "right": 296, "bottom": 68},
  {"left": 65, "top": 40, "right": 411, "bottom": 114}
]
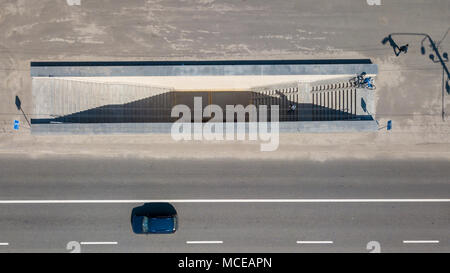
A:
[
  {"left": 403, "top": 240, "right": 439, "bottom": 244},
  {"left": 80, "top": 242, "right": 118, "bottom": 245},
  {"left": 297, "top": 241, "right": 334, "bottom": 244},
  {"left": 0, "top": 243, "right": 9, "bottom": 246},
  {"left": 186, "top": 241, "right": 223, "bottom": 244},
  {"left": 0, "top": 199, "right": 449, "bottom": 204}
]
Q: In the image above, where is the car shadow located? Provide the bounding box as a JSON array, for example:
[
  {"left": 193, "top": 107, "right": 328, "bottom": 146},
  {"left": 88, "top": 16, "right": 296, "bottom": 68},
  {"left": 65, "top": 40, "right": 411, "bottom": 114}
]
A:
[{"left": 131, "top": 203, "right": 177, "bottom": 221}]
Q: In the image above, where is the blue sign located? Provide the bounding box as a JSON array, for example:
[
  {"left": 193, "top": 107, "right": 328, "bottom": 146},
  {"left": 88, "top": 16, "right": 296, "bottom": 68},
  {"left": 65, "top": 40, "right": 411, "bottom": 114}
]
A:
[
  {"left": 387, "top": 120, "right": 392, "bottom": 131},
  {"left": 13, "top": 120, "right": 19, "bottom": 130}
]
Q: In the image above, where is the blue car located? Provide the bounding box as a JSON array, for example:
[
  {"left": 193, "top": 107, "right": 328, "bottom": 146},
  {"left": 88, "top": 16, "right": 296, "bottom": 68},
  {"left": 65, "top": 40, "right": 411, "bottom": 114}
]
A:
[
  {"left": 131, "top": 203, "right": 178, "bottom": 234},
  {"left": 132, "top": 215, "right": 177, "bottom": 234}
]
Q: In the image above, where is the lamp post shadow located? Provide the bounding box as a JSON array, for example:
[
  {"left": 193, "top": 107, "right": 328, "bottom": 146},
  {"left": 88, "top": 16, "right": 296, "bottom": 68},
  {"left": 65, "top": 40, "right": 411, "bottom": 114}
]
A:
[
  {"left": 15, "top": 96, "right": 31, "bottom": 127},
  {"left": 382, "top": 31, "right": 450, "bottom": 121}
]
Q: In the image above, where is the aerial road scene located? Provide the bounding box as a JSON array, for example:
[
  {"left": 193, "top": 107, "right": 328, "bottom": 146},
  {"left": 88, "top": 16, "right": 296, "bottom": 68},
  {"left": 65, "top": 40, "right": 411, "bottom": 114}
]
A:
[{"left": 0, "top": 0, "right": 449, "bottom": 268}]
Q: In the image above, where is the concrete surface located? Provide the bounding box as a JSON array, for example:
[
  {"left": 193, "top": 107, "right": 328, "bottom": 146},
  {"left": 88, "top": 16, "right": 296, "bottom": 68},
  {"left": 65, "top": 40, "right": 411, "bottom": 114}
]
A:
[
  {"left": 32, "top": 77, "right": 173, "bottom": 120},
  {"left": 1, "top": 0, "right": 449, "bottom": 137},
  {"left": 2, "top": 133, "right": 450, "bottom": 161},
  {"left": 30, "top": 61, "right": 378, "bottom": 77},
  {"left": 30, "top": 120, "right": 379, "bottom": 134},
  {"left": 62, "top": 75, "right": 355, "bottom": 91},
  {"left": 31, "top": 74, "right": 375, "bottom": 126}
]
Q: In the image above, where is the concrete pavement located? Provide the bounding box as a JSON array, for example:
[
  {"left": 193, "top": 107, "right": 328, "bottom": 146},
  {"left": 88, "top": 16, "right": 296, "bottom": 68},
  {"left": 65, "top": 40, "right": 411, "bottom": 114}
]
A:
[{"left": 1, "top": 0, "right": 449, "bottom": 137}]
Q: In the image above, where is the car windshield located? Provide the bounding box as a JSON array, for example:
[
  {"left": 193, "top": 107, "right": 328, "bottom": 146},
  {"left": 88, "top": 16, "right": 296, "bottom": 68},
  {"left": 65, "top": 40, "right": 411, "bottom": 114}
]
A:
[{"left": 142, "top": 216, "right": 149, "bottom": 233}]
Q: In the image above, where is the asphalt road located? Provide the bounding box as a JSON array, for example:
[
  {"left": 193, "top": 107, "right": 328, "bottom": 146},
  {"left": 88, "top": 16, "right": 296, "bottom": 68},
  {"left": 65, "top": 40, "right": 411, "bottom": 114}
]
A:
[
  {"left": 0, "top": 156, "right": 448, "bottom": 252},
  {"left": 0, "top": 0, "right": 449, "bottom": 253}
]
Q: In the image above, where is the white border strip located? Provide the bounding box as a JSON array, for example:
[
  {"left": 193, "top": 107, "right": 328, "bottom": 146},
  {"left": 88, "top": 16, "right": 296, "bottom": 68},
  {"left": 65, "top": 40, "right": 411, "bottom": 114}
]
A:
[
  {"left": 0, "top": 199, "right": 449, "bottom": 204},
  {"left": 186, "top": 241, "right": 223, "bottom": 244},
  {"left": 0, "top": 243, "right": 9, "bottom": 246},
  {"left": 297, "top": 241, "right": 334, "bottom": 244},
  {"left": 403, "top": 240, "right": 439, "bottom": 244},
  {"left": 80, "top": 242, "right": 118, "bottom": 245}
]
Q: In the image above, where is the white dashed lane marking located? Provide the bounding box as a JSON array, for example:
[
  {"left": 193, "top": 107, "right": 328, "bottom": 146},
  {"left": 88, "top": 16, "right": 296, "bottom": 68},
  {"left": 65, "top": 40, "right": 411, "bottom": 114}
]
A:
[
  {"left": 80, "top": 242, "right": 118, "bottom": 245},
  {"left": 186, "top": 241, "right": 223, "bottom": 244},
  {"left": 403, "top": 240, "right": 439, "bottom": 244},
  {"left": 296, "top": 241, "right": 334, "bottom": 245}
]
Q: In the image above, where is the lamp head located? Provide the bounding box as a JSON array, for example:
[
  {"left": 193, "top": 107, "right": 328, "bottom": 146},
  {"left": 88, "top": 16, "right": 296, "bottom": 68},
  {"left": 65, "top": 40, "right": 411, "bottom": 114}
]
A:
[{"left": 421, "top": 46, "right": 426, "bottom": 55}]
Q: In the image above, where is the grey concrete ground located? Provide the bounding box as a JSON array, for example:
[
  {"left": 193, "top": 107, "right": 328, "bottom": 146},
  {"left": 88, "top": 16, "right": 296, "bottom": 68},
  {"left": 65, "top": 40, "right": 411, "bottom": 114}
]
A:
[
  {"left": 30, "top": 121, "right": 379, "bottom": 134},
  {"left": 1, "top": 0, "right": 449, "bottom": 136},
  {"left": 0, "top": 156, "right": 448, "bottom": 252}
]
